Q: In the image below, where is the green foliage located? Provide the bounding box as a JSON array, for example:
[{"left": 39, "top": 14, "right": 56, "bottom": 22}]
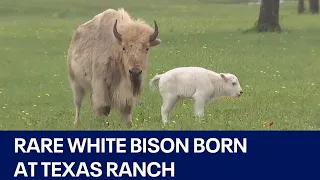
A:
[{"left": 0, "top": 0, "right": 319, "bottom": 130}]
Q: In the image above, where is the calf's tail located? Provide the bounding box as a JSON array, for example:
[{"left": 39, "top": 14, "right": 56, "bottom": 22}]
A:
[{"left": 149, "top": 74, "right": 162, "bottom": 91}]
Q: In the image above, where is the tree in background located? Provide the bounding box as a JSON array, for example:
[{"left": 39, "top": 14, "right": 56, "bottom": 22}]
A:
[
  {"left": 256, "top": 0, "right": 281, "bottom": 32},
  {"left": 309, "top": 0, "right": 319, "bottom": 13},
  {"left": 298, "top": 0, "right": 305, "bottom": 14}
]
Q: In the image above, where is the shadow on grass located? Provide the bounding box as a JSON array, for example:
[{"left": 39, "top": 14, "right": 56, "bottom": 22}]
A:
[
  {"left": 198, "top": 0, "right": 251, "bottom": 5},
  {"left": 239, "top": 26, "right": 292, "bottom": 34}
]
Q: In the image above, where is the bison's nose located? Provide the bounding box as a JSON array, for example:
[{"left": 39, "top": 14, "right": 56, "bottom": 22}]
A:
[
  {"left": 129, "top": 67, "right": 142, "bottom": 76},
  {"left": 240, "top": 91, "right": 243, "bottom": 95}
]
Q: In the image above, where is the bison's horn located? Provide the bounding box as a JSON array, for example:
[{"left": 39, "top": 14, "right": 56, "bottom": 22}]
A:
[
  {"left": 149, "top": 20, "right": 158, "bottom": 42},
  {"left": 113, "top": 19, "right": 122, "bottom": 41}
]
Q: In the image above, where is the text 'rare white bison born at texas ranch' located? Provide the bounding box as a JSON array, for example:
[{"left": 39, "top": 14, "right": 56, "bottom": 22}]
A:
[
  {"left": 149, "top": 67, "right": 243, "bottom": 124},
  {"left": 67, "top": 8, "right": 161, "bottom": 127}
]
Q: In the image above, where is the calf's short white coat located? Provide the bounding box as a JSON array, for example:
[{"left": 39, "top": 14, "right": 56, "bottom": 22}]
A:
[{"left": 149, "top": 67, "right": 243, "bottom": 123}]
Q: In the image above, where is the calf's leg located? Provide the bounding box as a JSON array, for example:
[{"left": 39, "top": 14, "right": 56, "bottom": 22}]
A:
[
  {"left": 193, "top": 96, "right": 206, "bottom": 119},
  {"left": 161, "top": 94, "right": 179, "bottom": 124},
  {"left": 70, "top": 80, "right": 85, "bottom": 126}
]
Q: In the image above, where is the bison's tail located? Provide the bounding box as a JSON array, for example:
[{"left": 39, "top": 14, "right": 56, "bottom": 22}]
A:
[{"left": 149, "top": 74, "right": 162, "bottom": 92}]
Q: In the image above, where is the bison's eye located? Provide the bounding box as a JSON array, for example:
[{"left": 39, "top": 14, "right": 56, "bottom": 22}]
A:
[
  {"left": 232, "top": 82, "right": 237, "bottom": 86},
  {"left": 146, "top": 47, "right": 149, "bottom": 52},
  {"left": 122, "top": 47, "right": 126, "bottom": 51}
]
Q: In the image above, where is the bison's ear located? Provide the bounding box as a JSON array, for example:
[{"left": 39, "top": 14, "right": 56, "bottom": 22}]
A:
[
  {"left": 220, "top": 73, "right": 228, "bottom": 82},
  {"left": 150, "top": 39, "right": 161, "bottom": 47}
]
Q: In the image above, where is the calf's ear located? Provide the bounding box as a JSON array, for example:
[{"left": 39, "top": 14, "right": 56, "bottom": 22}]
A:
[
  {"left": 150, "top": 39, "right": 161, "bottom": 47},
  {"left": 220, "top": 73, "right": 228, "bottom": 82}
]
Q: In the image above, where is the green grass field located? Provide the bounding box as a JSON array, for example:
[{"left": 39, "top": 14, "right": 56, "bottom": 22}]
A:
[{"left": 0, "top": 0, "right": 319, "bottom": 130}]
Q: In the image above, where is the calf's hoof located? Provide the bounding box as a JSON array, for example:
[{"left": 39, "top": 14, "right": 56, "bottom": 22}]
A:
[
  {"left": 162, "top": 119, "right": 168, "bottom": 125},
  {"left": 195, "top": 114, "right": 205, "bottom": 121}
]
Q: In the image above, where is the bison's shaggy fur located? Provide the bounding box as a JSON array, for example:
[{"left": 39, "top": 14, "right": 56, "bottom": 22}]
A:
[{"left": 67, "top": 8, "right": 161, "bottom": 126}]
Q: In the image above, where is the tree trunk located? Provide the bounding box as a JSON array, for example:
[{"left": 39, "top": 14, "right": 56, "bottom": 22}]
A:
[
  {"left": 257, "top": 0, "right": 281, "bottom": 32},
  {"left": 298, "top": 0, "right": 305, "bottom": 14},
  {"left": 309, "top": 0, "right": 319, "bottom": 13}
]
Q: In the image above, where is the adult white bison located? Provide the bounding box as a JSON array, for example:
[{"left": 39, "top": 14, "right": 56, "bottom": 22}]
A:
[{"left": 67, "top": 8, "right": 161, "bottom": 126}]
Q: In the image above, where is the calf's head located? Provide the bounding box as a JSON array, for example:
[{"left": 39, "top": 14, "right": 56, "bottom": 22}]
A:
[{"left": 220, "top": 73, "right": 243, "bottom": 97}]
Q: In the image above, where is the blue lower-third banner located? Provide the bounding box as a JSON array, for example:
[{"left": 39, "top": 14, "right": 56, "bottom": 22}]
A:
[{"left": 0, "top": 131, "right": 319, "bottom": 179}]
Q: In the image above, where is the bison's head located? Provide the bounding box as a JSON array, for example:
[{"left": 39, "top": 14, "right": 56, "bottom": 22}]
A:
[{"left": 113, "top": 19, "right": 161, "bottom": 94}]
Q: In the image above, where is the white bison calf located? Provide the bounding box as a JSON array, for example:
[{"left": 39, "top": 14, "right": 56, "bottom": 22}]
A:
[{"left": 149, "top": 67, "right": 243, "bottom": 123}]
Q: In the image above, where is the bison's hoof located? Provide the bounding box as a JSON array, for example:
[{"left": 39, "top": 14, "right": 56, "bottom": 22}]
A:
[
  {"left": 137, "top": 101, "right": 144, "bottom": 106},
  {"left": 125, "top": 122, "right": 132, "bottom": 128},
  {"left": 74, "top": 120, "right": 81, "bottom": 128},
  {"left": 94, "top": 106, "right": 111, "bottom": 117}
]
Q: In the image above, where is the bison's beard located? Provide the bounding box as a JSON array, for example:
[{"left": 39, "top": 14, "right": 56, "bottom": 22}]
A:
[{"left": 130, "top": 76, "right": 142, "bottom": 96}]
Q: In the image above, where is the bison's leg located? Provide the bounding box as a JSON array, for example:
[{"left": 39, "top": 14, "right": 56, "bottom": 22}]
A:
[
  {"left": 104, "top": 106, "right": 111, "bottom": 116},
  {"left": 70, "top": 81, "right": 85, "bottom": 126},
  {"left": 120, "top": 104, "right": 132, "bottom": 127},
  {"left": 90, "top": 94, "right": 111, "bottom": 117},
  {"left": 91, "top": 80, "right": 110, "bottom": 117},
  {"left": 160, "top": 94, "right": 179, "bottom": 124},
  {"left": 90, "top": 93, "right": 111, "bottom": 116}
]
